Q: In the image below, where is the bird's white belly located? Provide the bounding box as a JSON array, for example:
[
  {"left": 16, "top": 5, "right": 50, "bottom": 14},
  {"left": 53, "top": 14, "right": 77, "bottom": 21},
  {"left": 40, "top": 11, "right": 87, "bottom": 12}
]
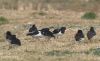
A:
[
  {"left": 57, "top": 32, "right": 62, "bottom": 35},
  {"left": 80, "top": 38, "right": 85, "bottom": 41},
  {"left": 35, "top": 31, "right": 43, "bottom": 37}
]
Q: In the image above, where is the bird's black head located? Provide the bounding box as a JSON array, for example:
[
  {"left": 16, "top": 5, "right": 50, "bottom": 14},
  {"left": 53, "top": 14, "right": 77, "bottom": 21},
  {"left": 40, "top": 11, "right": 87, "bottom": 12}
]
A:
[
  {"left": 6, "top": 31, "right": 12, "bottom": 36},
  {"left": 32, "top": 24, "right": 36, "bottom": 28},
  {"left": 76, "top": 30, "right": 84, "bottom": 39},
  {"left": 78, "top": 30, "right": 83, "bottom": 34},
  {"left": 90, "top": 27, "right": 95, "bottom": 31},
  {"left": 6, "top": 31, "right": 12, "bottom": 39},
  {"left": 29, "top": 24, "right": 38, "bottom": 32},
  {"left": 60, "top": 27, "right": 66, "bottom": 33}
]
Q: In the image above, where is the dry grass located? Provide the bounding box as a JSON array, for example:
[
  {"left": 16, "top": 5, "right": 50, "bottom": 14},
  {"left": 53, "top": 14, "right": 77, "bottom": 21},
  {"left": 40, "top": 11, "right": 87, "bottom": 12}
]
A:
[
  {"left": 0, "top": 9, "right": 100, "bottom": 61},
  {"left": 0, "top": 0, "right": 100, "bottom": 11}
]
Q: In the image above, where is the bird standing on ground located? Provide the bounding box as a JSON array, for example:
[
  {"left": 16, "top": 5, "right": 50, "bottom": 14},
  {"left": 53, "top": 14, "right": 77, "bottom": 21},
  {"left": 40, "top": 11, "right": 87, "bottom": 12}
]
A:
[
  {"left": 40, "top": 28, "right": 55, "bottom": 40},
  {"left": 75, "top": 30, "right": 85, "bottom": 41},
  {"left": 87, "top": 27, "right": 96, "bottom": 41},
  {"left": 5, "top": 31, "right": 21, "bottom": 49},
  {"left": 53, "top": 27, "right": 66, "bottom": 38}
]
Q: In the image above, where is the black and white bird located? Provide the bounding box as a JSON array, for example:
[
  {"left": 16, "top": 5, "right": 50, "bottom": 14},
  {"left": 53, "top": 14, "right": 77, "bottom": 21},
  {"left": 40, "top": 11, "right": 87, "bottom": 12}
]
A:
[
  {"left": 87, "top": 27, "right": 96, "bottom": 41},
  {"left": 52, "top": 27, "right": 66, "bottom": 38},
  {"left": 40, "top": 28, "right": 55, "bottom": 39},
  {"left": 27, "top": 27, "right": 55, "bottom": 40},
  {"left": 27, "top": 30, "right": 43, "bottom": 38},
  {"left": 5, "top": 31, "right": 21, "bottom": 49},
  {"left": 75, "top": 30, "right": 85, "bottom": 41},
  {"left": 27, "top": 25, "right": 43, "bottom": 38}
]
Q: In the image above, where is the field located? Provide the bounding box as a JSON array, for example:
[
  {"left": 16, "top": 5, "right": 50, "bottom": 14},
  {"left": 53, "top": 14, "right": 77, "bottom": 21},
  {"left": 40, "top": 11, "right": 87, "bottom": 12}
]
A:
[{"left": 0, "top": 0, "right": 100, "bottom": 61}]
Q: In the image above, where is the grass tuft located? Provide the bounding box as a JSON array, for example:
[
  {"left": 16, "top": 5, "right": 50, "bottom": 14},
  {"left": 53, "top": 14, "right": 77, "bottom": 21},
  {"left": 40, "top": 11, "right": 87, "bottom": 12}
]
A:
[
  {"left": 84, "top": 48, "right": 100, "bottom": 56},
  {"left": 0, "top": 16, "right": 8, "bottom": 25},
  {"left": 92, "top": 48, "right": 100, "bottom": 56},
  {"left": 81, "top": 12, "right": 97, "bottom": 20}
]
